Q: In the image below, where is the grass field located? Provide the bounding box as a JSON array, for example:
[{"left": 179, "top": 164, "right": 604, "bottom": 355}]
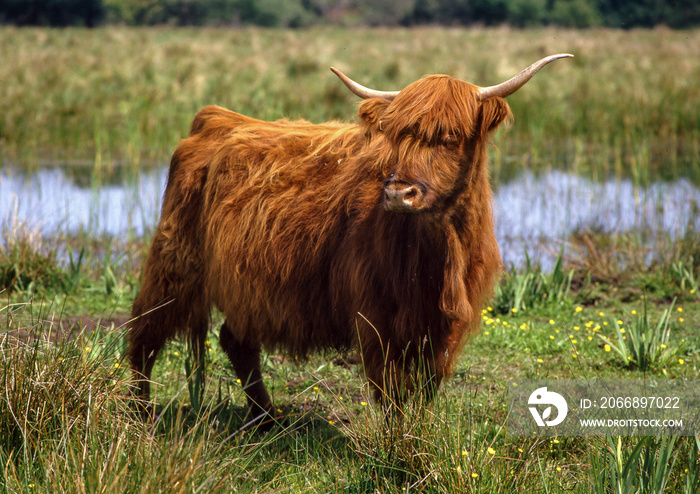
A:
[
  {"left": 2, "top": 26, "right": 700, "bottom": 183},
  {"left": 2, "top": 265, "right": 698, "bottom": 493},
  {"left": 1, "top": 26, "right": 699, "bottom": 493}
]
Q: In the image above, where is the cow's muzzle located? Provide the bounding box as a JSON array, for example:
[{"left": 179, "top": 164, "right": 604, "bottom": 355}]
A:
[{"left": 383, "top": 180, "right": 426, "bottom": 213}]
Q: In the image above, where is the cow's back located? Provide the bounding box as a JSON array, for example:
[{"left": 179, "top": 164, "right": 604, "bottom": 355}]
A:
[{"left": 196, "top": 109, "right": 362, "bottom": 355}]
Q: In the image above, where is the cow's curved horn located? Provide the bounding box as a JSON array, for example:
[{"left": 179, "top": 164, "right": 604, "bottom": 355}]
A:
[
  {"left": 330, "top": 67, "right": 400, "bottom": 100},
  {"left": 477, "top": 53, "right": 573, "bottom": 100}
]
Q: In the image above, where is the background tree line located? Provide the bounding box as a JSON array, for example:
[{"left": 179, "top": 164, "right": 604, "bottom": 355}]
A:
[{"left": 1, "top": 0, "right": 698, "bottom": 28}]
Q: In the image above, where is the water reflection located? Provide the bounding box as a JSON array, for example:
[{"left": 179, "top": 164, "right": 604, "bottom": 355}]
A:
[
  {"left": 2, "top": 167, "right": 699, "bottom": 269},
  {"left": 1, "top": 167, "right": 166, "bottom": 239},
  {"left": 496, "top": 170, "right": 700, "bottom": 268}
]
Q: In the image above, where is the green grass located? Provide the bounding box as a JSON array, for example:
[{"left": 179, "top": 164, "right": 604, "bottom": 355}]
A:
[{"left": 2, "top": 26, "right": 700, "bottom": 184}]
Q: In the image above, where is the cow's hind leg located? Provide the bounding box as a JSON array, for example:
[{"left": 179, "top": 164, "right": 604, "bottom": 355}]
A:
[
  {"left": 186, "top": 316, "right": 209, "bottom": 412},
  {"left": 128, "top": 296, "right": 175, "bottom": 406},
  {"left": 218, "top": 322, "right": 273, "bottom": 425},
  {"left": 128, "top": 322, "right": 166, "bottom": 405},
  {"left": 128, "top": 263, "right": 207, "bottom": 409}
]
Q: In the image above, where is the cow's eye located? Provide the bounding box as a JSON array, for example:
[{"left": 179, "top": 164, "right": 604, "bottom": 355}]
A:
[{"left": 443, "top": 134, "right": 460, "bottom": 147}]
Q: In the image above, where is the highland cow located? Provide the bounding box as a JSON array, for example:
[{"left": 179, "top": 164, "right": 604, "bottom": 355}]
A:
[{"left": 128, "top": 54, "right": 572, "bottom": 422}]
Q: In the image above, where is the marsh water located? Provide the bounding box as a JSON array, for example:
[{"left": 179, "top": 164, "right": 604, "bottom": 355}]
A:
[{"left": 2, "top": 165, "right": 700, "bottom": 269}]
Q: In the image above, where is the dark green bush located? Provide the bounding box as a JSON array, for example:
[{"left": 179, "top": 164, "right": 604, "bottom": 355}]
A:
[
  {"left": 2, "top": 0, "right": 699, "bottom": 27},
  {"left": 0, "top": 0, "right": 104, "bottom": 26}
]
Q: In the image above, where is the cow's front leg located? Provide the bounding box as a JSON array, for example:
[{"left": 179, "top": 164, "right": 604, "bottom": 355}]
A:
[
  {"left": 361, "top": 336, "right": 443, "bottom": 410},
  {"left": 218, "top": 322, "right": 273, "bottom": 424}
]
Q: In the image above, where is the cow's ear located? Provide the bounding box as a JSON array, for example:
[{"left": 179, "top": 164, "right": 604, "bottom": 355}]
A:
[
  {"left": 479, "top": 97, "right": 512, "bottom": 135},
  {"left": 358, "top": 98, "right": 391, "bottom": 132}
]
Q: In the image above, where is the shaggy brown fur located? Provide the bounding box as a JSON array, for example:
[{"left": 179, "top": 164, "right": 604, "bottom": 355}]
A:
[{"left": 128, "top": 74, "right": 509, "bottom": 419}]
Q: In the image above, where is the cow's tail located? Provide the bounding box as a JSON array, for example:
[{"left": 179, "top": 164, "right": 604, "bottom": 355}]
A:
[{"left": 128, "top": 142, "right": 210, "bottom": 402}]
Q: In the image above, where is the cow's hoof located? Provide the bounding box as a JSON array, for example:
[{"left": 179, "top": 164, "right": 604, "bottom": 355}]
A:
[{"left": 240, "top": 407, "right": 279, "bottom": 432}]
